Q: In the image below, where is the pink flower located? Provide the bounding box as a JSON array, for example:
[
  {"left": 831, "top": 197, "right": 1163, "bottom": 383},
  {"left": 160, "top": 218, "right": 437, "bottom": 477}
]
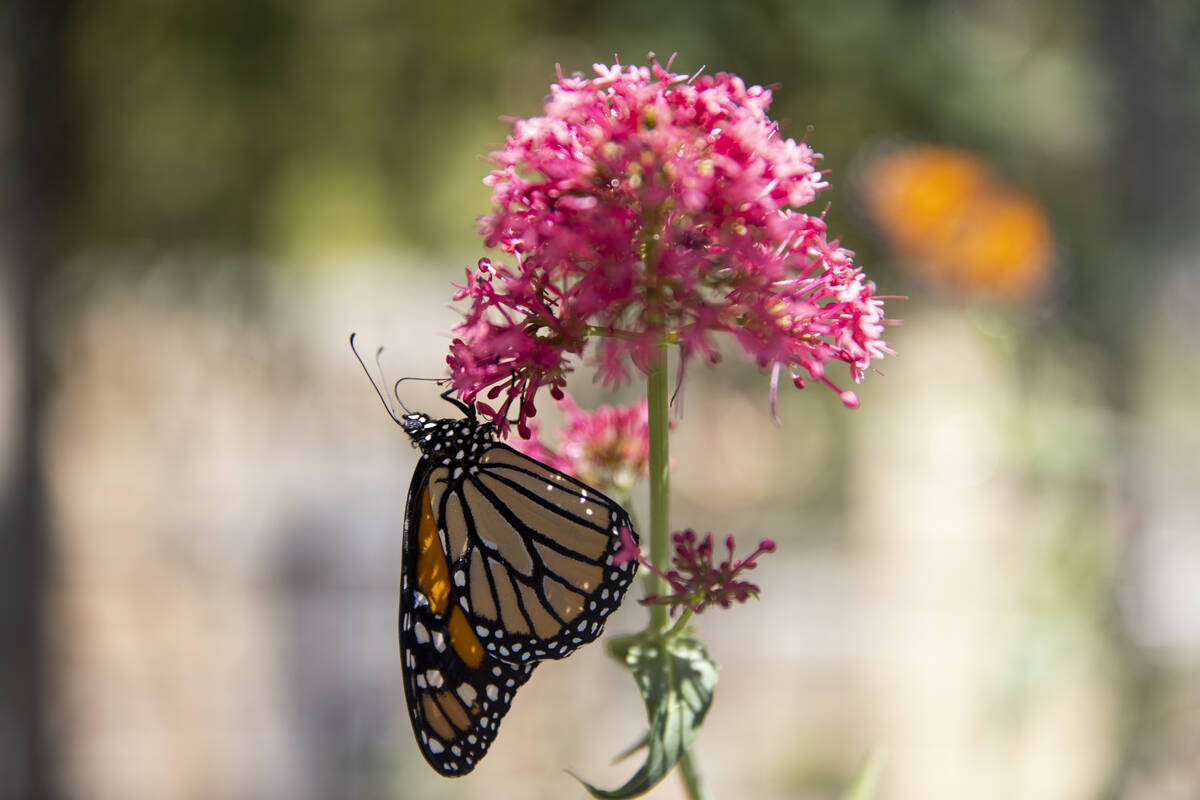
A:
[
  {"left": 509, "top": 395, "right": 654, "bottom": 493},
  {"left": 505, "top": 414, "right": 560, "bottom": 467},
  {"left": 448, "top": 55, "right": 891, "bottom": 435},
  {"left": 613, "top": 525, "right": 641, "bottom": 566},
  {"left": 641, "top": 530, "right": 777, "bottom": 615}
]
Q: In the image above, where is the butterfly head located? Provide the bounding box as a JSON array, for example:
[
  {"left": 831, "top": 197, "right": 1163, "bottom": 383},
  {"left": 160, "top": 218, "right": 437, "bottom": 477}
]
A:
[
  {"left": 400, "top": 412, "right": 432, "bottom": 439},
  {"left": 401, "top": 411, "right": 498, "bottom": 462}
]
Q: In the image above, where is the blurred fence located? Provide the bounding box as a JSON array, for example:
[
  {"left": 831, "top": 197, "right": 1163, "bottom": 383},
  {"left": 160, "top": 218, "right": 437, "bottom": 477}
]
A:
[{"left": 11, "top": 252, "right": 1193, "bottom": 799}]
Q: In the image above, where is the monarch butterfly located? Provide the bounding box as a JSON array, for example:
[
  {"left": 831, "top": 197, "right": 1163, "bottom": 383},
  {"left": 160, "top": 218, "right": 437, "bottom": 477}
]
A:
[{"left": 351, "top": 335, "right": 640, "bottom": 776}]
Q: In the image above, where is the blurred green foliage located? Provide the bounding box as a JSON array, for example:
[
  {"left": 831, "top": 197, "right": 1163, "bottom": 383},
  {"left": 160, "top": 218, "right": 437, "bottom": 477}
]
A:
[
  {"left": 54, "top": 0, "right": 1196, "bottom": 266},
  {"left": 50, "top": 0, "right": 1200, "bottom": 407}
]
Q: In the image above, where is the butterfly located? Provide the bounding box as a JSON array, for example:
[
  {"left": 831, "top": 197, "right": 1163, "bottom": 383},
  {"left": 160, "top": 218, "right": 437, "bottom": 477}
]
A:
[{"left": 351, "top": 335, "right": 640, "bottom": 776}]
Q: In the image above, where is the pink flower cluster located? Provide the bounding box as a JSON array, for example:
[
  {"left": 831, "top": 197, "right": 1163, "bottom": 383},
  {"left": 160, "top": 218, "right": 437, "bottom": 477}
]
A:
[
  {"left": 641, "top": 530, "right": 777, "bottom": 615},
  {"left": 510, "top": 396, "right": 653, "bottom": 494},
  {"left": 449, "top": 56, "right": 889, "bottom": 435}
]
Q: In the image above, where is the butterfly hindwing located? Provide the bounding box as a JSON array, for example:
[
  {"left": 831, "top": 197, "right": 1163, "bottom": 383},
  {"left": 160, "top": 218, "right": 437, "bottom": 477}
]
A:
[{"left": 445, "top": 443, "right": 638, "bottom": 662}]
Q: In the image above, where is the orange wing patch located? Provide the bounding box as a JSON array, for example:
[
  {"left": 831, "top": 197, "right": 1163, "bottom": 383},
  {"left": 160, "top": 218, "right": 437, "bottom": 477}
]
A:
[
  {"left": 447, "top": 606, "right": 484, "bottom": 669},
  {"left": 415, "top": 485, "right": 451, "bottom": 614}
]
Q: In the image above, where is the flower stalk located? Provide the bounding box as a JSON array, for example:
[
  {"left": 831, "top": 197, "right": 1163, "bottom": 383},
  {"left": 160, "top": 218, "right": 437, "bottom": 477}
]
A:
[
  {"left": 646, "top": 348, "right": 672, "bottom": 633},
  {"left": 678, "top": 749, "right": 710, "bottom": 800}
]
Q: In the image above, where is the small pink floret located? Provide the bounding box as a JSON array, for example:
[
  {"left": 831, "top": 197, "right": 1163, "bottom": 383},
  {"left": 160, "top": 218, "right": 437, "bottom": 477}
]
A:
[{"left": 613, "top": 526, "right": 641, "bottom": 565}]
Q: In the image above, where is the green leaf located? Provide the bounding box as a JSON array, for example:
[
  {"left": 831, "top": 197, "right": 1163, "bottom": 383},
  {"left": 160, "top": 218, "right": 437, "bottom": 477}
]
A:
[
  {"left": 573, "top": 635, "right": 718, "bottom": 799},
  {"left": 609, "top": 731, "right": 650, "bottom": 765},
  {"left": 841, "top": 748, "right": 887, "bottom": 800}
]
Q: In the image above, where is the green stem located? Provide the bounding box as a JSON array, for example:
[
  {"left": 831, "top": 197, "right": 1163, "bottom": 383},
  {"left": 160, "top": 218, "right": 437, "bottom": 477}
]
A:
[
  {"left": 664, "top": 607, "right": 694, "bottom": 639},
  {"left": 582, "top": 324, "right": 683, "bottom": 345},
  {"left": 639, "top": 207, "right": 707, "bottom": 800},
  {"left": 648, "top": 348, "right": 709, "bottom": 800},
  {"left": 646, "top": 347, "right": 671, "bottom": 633},
  {"left": 678, "top": 749, "right": 710, "bottom": 800}
]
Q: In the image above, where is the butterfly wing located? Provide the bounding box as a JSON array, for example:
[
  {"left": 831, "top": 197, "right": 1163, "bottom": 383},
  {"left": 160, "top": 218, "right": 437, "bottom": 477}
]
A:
[
  {"left": 428, "top": 442, "right": 639, "bottom": 663},
  {"left": 400, "top": 456, "right": 537, "bottom": 776}
]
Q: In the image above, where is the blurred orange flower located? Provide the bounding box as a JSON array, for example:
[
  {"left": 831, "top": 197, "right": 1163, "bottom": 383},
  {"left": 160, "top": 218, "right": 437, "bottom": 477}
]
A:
[{"left": 861, "top": 145, "right": 1053, "bottom": 300}]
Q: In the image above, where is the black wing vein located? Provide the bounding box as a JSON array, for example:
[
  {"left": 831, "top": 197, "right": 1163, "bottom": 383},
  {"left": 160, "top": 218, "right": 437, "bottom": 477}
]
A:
[{"left": 466, "top": 472, "right": 613, "bottom": 566}]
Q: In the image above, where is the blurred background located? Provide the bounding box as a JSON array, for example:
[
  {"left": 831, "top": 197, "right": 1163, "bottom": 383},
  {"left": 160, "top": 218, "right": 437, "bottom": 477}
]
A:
[{"left": 2, "top": 0, "right": 1199, "bottom": 798}]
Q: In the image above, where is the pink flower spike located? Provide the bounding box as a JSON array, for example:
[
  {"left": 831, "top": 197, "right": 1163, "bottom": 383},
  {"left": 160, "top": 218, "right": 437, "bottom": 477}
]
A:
[
  {"left": 506, "top": 416, "right": 559, "bottom": 465},
  {"left": 504, "top": 393, "right": 663, "bottom": 494},
  {"left": 448, "top": 56, "right": 891, "bottom": 432},
  {"left": 639, "top": 529, "right": 777, "bottom": 615}
]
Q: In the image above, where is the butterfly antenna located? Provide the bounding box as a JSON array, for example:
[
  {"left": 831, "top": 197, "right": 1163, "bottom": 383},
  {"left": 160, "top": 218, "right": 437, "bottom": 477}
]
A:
[
  {"left": 393, "top": 376, "right": 447, "bottom": 415},
  {"left": 349, "top": 333, "right": 405, "bottom": 425}
]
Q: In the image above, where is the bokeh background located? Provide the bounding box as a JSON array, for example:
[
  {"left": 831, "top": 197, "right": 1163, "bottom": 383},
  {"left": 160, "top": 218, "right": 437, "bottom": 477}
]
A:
[{"left": 3, "top": 1, "right": 1200, "bottom": 798}]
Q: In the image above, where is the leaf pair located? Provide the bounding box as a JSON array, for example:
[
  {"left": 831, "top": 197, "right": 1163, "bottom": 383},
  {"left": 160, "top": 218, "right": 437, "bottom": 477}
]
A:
[
  {"left": 573, "top": 634, "right": 717, "bottom": 799},
  {"left": 574, "top": 630, "right": 886, "bottom": 800}
]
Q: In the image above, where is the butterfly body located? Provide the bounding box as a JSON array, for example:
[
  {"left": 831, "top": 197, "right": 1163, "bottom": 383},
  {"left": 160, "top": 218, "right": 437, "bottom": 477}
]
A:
[{"left": 396, "top": 398, "right": 639, "bottom": 776}]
